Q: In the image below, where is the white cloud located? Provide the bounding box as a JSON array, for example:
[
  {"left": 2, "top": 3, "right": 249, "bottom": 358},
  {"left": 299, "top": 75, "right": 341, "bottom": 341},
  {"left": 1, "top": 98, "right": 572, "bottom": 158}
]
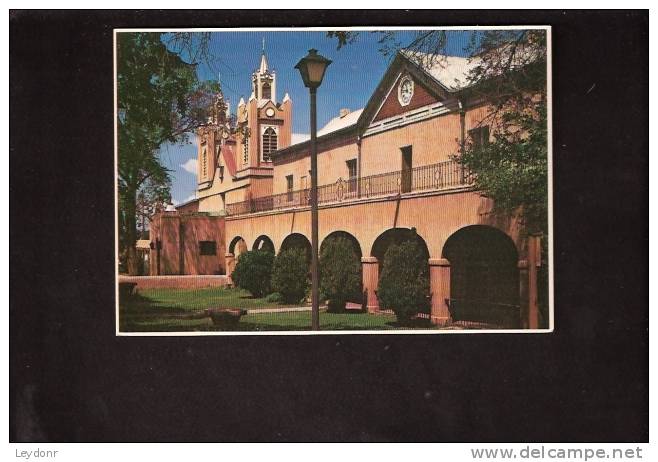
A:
[{"left": 180, "top": 158, "right": 197, "bottom": 175}]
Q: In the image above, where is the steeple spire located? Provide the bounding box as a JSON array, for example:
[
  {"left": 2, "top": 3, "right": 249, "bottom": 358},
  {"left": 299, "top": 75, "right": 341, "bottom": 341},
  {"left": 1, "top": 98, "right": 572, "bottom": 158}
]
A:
[{"left": 259, "top": 50, "right": 268, "bottom": 74}]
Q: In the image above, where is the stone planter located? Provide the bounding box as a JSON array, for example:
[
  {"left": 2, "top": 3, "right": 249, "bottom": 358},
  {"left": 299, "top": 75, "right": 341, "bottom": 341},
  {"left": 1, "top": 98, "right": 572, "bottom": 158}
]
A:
[{"left": 206, "top": 308, "right": 247, "bottom": 329}]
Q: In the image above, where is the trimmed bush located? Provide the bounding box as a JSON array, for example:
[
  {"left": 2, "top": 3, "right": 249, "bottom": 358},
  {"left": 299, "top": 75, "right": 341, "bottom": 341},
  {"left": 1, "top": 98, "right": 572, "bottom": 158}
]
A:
[
  {"left": 264, "top": 292, "right": 285, "bottom": 304},
  {"left": 320, "top": 237, "right": 362, "bottom": 312},
  {"left": 231, "top": 250, "right": 274, "bottom": 298},
  {"left": 377, "top": 238, "right": 430, "bottom": 325},
  {"left": 271, "top": 248, "right": 309, "bottom": 304}
]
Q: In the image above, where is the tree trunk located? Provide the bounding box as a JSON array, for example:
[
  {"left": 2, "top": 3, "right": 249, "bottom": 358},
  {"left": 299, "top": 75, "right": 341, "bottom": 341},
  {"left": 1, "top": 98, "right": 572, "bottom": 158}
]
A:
[{"left": 125, "top": 186, "right": 139, "bottom": 276}]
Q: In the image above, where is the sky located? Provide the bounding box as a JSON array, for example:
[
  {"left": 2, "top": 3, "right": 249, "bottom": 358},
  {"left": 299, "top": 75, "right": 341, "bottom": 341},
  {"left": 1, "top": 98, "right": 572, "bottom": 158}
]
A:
[{"left": 158, "top": 30, "right": 477, "bottom": 204}]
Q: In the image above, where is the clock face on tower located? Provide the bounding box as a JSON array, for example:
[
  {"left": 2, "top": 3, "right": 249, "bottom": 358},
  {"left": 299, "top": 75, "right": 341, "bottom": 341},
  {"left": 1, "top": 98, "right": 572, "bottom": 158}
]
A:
[
  {"left": 397, "top": 76, "right": 414, "bottom": 107},
  {"left": 265, "top": 107, "right": 275, "bottom": 118}
]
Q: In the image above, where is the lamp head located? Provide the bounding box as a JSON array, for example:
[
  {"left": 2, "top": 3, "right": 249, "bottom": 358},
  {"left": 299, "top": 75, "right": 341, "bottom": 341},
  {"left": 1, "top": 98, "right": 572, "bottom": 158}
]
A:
[{"left": 294, "top": 49, "right": 332, "bottom": 89}]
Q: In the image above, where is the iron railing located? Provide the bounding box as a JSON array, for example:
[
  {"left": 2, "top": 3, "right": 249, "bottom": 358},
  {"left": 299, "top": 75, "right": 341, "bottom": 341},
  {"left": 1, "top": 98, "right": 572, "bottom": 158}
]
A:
[{"left": 225, "top": 159, "right": 470, "bottom": 216}]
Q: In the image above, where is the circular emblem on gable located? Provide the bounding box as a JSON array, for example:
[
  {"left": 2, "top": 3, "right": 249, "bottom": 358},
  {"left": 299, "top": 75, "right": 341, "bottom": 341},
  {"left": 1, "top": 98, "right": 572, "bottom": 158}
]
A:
[
  {"left": 397, "top": 76, "right": 414, "bottom": 107},
  {"left": 265, "top": 107, "right": 275, "bottom": 118}
]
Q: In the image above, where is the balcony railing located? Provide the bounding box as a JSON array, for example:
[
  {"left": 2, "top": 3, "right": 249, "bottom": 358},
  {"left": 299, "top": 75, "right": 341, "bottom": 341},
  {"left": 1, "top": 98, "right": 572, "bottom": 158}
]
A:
[{"left": 225, "top": 159, "right": 470, "bottom": 217}]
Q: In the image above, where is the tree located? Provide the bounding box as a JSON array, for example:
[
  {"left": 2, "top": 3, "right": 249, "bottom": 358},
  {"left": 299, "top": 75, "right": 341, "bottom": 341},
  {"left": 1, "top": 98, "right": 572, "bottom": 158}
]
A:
[
  {"left": 116, "top": 32, "right": 218, "bottom": 274},
  {"left": 231, "top": 250, "right": 274, "bottom": 298},
  {"left": 319, "top": 237, "right": 362, "bottom": 312},
  {"left": 377, "top": 238, "right": 430, "bottom": 326},
  {"left": 461, "top": 29, "right": 548, "bottom": 234},
  {"left": 135, "top": 176, "right": 171, "bottom": 239},
  {"left": 271, "top": 249, "right": 310, "bottom": 304}
]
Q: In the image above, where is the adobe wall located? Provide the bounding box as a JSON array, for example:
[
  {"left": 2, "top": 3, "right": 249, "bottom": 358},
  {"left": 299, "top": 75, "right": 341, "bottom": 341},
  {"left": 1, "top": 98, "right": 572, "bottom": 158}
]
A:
[
  {"left": 360, "top": 103, "right": 490, "bottom": 178},
  {"left": 119, "top": 275, "right": 230, "bottom": 291},
  {"left": 149, "top": 213, "right": 226, "bottom": 275},
  {"left": 272, "top": 138, "right": 359, "bottom": 195},
  {"left": 224, "top": 189, "right": 526, "bottom": 261}
]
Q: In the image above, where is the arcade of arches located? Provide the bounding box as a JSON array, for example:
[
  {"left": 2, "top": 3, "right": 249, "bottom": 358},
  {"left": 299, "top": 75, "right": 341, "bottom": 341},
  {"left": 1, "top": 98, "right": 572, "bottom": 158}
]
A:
[{"left": 222, "top": 190, "right": 542, "bottom": 328}]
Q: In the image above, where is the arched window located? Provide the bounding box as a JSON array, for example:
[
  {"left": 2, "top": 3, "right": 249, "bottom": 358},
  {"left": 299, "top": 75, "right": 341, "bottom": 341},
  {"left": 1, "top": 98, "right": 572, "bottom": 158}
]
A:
[
  {"left": 262, "top": 127, "right": 277, "bottom": 162},
  {"left": 262, "top": 82, "right": 271, "bottom": 100}
]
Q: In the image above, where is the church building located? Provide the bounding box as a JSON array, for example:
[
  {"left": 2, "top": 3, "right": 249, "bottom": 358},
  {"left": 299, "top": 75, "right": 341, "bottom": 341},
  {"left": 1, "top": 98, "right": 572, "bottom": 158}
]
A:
[{"left": 148, "top": 48, "right": 544, "bottom": 329}]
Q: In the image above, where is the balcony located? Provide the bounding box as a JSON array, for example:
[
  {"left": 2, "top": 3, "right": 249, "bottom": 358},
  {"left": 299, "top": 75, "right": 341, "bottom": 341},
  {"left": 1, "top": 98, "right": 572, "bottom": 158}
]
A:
[{"left": 225, "top": 159, "right": 471, "bottom": 217}]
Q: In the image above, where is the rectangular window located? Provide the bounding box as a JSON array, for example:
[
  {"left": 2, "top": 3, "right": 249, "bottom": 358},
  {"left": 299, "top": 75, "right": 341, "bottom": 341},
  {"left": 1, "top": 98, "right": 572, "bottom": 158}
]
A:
[
  {"left": 286, "top": 175, "right": 294, "bottom": 201},
  {"left": 468, "top": 125, "right": 490, "bottom": 149},
  {"left": 346, "top": 159, "right": 357, "bottom": 192},
  {"left": 301, "top": 175, "right": 308, "bottom": 190},
  {"left": 199, "top": 241, "right": 217, "bottom": 256}
]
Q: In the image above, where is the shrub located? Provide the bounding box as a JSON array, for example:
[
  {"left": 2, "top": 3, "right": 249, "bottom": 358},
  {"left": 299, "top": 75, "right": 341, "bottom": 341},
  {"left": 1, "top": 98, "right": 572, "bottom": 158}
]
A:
[
  {"left": 320, "top": 237, "right": 362, "bottom": 312},
  {"left": 377, "top": 238, "right": 430, "bottom": 325},
  {"left": 271, "top": 248, "right": 309, "bottom": 304},
  {"left": 231, "top": 250, "right": 274, "bottom": 298},
  {"left": 264, "top": 292, "right": 285, "bottom": 304}
]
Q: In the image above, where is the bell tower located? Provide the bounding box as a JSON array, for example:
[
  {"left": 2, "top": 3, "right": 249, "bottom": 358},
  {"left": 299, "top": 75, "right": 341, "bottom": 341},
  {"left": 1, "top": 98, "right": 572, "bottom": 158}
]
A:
[
  {"left": 252, "top": 40, "right": 276, "bottom": 104},
  {"left": 236, "top": 44, "right": 291, "bottom": 171}
]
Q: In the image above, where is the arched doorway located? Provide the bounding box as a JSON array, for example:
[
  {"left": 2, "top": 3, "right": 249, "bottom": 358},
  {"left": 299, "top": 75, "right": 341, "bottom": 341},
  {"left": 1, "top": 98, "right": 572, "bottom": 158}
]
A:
[
  {"left": 320, "top": 231, "right": 364, "bottom": 306},
  {"left": 371, "top": 227, "right": 430, "bottom": 270},
  {"left": 320, "top": 231, "right": 362, "bottom": 260},
  {"left": 370, "top": 228, "right": 430, "bottom": 313},
  {"left": 442, "top": 225, "right": 519, "bottom": 327},
  {"left": 228, "top": 236, "right": 248, "bottom": 257},
  {"left": 280, "top": 233, "right": 312, "bottom": 266},
  {"left": 253, "top": 235, "right": 275, "bottom": 253}
]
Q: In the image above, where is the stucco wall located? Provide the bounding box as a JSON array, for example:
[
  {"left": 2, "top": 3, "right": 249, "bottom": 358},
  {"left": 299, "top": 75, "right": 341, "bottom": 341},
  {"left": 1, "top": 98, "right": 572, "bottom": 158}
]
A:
[
  {"left": 149, "top": 213, "right": 226, "bottom": 275},
  {"left": 361, "top": 112, "right": 462, "bottom": 176},
  {"left": 272, "top": 140, "right": 359, "bottom": 195},
  {"left": 224, "top": 189, "right": 524, "bottom": 261}
]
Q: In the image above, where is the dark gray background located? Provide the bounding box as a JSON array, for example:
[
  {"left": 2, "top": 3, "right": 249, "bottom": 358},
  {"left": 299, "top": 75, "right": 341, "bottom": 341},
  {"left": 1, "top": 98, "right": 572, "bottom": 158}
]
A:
[{"left": 10, "top": 10, "right": 648, "bottom": 442}]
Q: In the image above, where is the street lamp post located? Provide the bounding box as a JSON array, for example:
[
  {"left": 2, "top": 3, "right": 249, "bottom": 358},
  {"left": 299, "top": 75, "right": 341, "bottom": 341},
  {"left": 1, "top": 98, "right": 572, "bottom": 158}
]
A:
[{"left": 295, "top": 49, "right": 332, "bottom": 331}]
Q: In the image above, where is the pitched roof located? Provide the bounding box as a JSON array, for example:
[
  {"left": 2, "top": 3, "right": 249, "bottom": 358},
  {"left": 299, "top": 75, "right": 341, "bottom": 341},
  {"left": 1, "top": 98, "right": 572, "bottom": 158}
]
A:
[
  {"left": 317, "top": 108, "right": 364, "bottom": 137},
  {"left": 259, "top": 53, "right": 269, "bottom": 73},
  {"left": 400, "top": 50, "right": 481, "bottom": 92},
  {"left": 291, "top": 133, "right": 310, "bottom": 145}
]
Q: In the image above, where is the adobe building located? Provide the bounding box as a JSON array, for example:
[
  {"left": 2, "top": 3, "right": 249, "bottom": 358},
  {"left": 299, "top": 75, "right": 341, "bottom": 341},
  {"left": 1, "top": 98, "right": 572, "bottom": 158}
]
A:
[{"left": 149, "top": 49, "right": 544, "bottom": 328}]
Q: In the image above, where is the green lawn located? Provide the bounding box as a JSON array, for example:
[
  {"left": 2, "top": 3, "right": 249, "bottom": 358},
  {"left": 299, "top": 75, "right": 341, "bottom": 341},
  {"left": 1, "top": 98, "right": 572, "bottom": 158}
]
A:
[
  {"left": 128, "top": 286, "right": 300, "bottom": 311},
  {"left": 119, "top": 286, "right": 436, "bottom": 332}
]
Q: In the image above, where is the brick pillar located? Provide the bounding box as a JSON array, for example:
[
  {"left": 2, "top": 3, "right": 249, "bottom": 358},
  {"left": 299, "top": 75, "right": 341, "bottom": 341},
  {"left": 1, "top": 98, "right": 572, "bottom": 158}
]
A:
[
  {"left": 225, "top": 253, "right": 235, "bottom": 278},
  {"left": 429, "top": 258, "right": 451, "bottom": 326},
  {"left": 518, "top": 260, "right": 529, "bottom": 328},
  {"left": 361, "top": 256, "right": 379, "bottom": 313}
]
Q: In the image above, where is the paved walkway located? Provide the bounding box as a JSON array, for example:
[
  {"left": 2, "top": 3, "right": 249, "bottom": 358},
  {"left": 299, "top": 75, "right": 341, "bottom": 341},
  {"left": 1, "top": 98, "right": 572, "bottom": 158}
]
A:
[
  {"left": 247, "top": 302, "right": 364, "bottom": 314},
  {"left": 247, "top": 306, "right": 313, "bottom": 314}
]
